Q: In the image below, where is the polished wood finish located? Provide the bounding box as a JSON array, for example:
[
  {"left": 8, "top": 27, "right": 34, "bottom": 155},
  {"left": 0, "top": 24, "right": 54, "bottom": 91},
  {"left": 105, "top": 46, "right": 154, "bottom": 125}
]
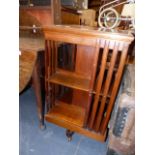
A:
[
  {"left": 19, "top": 50, "right": 37, "bottom": 93},
  {"left": 43, "top": 25, "right": 134, "bottom": 142}
]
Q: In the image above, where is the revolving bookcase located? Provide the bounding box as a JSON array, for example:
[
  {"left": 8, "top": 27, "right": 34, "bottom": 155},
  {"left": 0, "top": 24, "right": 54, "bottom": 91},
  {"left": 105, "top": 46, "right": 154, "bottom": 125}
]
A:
[{"left": 43, "top": 25, "right": 134, "bottom": 142}]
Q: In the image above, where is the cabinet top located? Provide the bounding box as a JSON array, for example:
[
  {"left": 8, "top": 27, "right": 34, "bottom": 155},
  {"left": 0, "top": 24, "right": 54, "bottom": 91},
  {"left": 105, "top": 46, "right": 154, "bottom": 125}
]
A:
[{"left": 43, "top": 25, "right": 134, "bottom": 43}]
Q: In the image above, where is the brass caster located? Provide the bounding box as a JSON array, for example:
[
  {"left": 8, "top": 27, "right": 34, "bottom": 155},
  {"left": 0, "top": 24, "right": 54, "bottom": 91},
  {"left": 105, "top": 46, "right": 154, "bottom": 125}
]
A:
[{"left": 66, "top": 129, "right": 74, "bottom": 142}]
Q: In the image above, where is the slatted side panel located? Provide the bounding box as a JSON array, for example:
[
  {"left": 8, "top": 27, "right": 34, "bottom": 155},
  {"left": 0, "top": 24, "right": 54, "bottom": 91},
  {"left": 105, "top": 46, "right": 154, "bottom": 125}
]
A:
[
  {"left": 88, "top": 40, "right": 109, "bottom": 129},
  {"left": 88, "top": 40, "right": 129, "bottom": 135},
  {"left": 100, "top": 43, "right": 129, "bottom": 134},
  {"left": 94, "top": 42, "right": 119, "bottom": 132},
  {"left": 45, "top": 40, "right": 57, "bottom": 110}
]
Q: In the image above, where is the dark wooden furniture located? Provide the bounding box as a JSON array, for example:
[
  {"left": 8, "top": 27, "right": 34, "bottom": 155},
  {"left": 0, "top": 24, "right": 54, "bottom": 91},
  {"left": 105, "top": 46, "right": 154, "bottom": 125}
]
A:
[
  {"left": 43, "top": 25, "right": 134, "bottom": 142},
  {"left": 19, "top": 33, "right": 46, "bottom": 129}
]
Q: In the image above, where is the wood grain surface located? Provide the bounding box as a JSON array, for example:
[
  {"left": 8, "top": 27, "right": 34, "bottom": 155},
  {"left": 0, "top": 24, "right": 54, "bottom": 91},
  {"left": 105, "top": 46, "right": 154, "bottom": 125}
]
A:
[
  {"left": 19, "top": 34, "right": 45, "bottom": 93},
  {"left": 19, "top": 51, "right": 37, "bottom": 93}
]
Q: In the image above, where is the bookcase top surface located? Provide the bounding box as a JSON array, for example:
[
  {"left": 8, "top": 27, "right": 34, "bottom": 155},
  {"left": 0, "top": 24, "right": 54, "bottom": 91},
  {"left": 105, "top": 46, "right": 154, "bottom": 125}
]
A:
[{"left": 43, "top": 24, "right": 134, "bottom": 43}]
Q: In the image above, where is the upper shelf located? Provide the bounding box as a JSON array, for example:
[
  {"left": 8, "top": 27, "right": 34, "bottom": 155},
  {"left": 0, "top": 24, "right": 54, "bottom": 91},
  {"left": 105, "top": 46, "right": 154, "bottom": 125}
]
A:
[{"left": 48, "top": 70, "right": 91, "bottom": 92}]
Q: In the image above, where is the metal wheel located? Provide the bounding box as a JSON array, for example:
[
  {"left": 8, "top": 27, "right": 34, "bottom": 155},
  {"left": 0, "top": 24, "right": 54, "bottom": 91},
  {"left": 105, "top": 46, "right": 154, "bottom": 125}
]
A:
[{"left": 98, "top": 8, "right": 120, "bottom": 29}]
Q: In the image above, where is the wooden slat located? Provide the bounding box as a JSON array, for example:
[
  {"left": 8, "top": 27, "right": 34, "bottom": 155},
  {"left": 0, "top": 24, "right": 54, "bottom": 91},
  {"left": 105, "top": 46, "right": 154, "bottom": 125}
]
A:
[
  {"left": 51, "top": 41, "right": 56, "bottom": 107},
  {"left": 89, "top": 39, "right": 101, "bottom": 89},
  {"left": 94, "top": 42, "right": 119, "bottom": 131},
  {"left": 54, "top": 42, "right": 58, "bottom": 70},
  {"left": 53, "top": 41, "right": 58, "bottom": 73},
  {"left": 101, "top": 43, "right": 129, "bottom": 134},
  {"left": 53, "top": 42, "right": 58, "bottom": 105},
  {"left": 51, "top": 41, "right": 55, "bottom": 75},
  {"left": 88, "top": 40, "right": 109, "bottom": 128},
  {"left": 45, "top": 40, "right": 52, "bottom": 111}
]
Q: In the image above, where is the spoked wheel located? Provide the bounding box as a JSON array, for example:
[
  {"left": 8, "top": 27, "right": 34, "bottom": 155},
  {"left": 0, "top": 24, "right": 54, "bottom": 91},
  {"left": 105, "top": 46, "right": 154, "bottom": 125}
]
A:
[{"left": 98, "top": 8, "right": 120, "bottom": 29}]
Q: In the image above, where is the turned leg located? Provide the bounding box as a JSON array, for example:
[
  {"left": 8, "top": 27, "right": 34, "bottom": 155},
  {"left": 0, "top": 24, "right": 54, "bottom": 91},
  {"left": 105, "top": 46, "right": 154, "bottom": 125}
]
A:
[
  {"left": 32, "top": 59, "right": 46, "bottom": 130},
  {"left": 66, "top": 129, "right": 74, "bottom": 142}
]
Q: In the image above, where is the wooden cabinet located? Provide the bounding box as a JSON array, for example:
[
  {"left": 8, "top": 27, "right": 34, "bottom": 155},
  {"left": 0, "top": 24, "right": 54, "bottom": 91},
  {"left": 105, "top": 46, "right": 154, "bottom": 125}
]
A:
[{"left": 43, "top": 25, "right": 134, "bottom": 142}]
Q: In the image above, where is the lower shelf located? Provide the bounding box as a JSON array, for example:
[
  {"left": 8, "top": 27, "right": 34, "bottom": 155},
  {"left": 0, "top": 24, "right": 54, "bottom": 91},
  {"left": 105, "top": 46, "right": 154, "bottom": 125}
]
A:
[
  {"left": 45, "top": 101, "right": 85, "bottom": 127},
  {"left": 45, "top": 100, "right": 107, "bottom": 142}
]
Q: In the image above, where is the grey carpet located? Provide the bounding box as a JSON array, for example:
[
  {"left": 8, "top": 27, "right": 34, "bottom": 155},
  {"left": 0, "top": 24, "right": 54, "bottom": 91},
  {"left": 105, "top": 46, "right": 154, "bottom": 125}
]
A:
[{"left": 19, "top": 87, "right": 108, "bottom": 155}]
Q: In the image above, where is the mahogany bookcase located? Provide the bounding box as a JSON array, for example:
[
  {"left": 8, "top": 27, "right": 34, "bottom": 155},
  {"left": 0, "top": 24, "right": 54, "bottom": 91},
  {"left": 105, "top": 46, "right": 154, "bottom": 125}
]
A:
[{"left": 43, "top": 25, "right": 134, "bottom": 142}]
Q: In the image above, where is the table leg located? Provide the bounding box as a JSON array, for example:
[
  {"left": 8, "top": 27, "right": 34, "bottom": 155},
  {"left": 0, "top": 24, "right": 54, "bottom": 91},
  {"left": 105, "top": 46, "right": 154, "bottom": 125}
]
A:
[{"left": 32, "top": 57, "right": 46, "bottom": 130}]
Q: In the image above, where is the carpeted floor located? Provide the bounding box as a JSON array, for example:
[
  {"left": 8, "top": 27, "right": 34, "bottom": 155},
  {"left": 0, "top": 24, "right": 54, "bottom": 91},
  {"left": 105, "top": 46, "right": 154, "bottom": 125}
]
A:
[{"left": 19, "top": 87, "right": 108, "bottom": 155}]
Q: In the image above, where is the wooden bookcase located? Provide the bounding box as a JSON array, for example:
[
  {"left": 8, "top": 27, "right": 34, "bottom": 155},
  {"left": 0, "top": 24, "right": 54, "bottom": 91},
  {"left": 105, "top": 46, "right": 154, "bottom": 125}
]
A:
[{"left": 43, "top": 25, "right": 134, "bottom": 142}]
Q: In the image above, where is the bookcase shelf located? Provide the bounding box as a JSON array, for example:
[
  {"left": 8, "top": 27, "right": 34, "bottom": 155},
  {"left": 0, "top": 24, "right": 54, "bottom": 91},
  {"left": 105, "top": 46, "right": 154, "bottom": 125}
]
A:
[
  {"left": 48, "top": 71, "right": 91, "bottom": 92},
  {"left": 45, "top": 100, "right": 85, "bottom": 127}
]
